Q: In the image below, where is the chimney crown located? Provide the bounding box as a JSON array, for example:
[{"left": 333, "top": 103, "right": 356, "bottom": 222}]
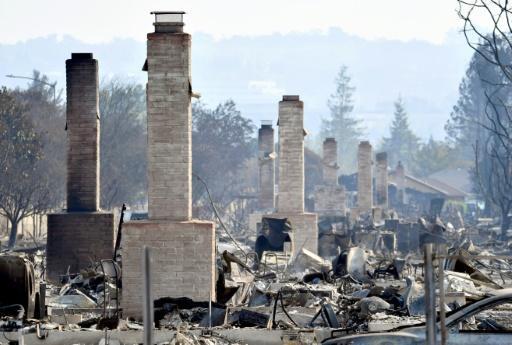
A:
[
  {"left": 282, "top": 95, "right": 300, "bottom": 101},
  {"left": 71, "top": 53, "right": 93, "bottom": 60},
  {"left": 151, "top": 11, "right": 185, "bottom": 33}
]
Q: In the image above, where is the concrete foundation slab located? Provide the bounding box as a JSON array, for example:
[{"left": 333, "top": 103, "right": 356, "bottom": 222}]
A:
[
  {"left": 46, "top": 212, "right": 114, "bottom": 283},
  {"left": 121, "top": 219, "right": 215, "bottom": 318}
]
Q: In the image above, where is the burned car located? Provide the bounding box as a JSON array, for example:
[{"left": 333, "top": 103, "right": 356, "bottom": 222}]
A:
[
  {"left": 323, "top": 288, "right": 512, "bottom": 345},
  {"left": 0, "top": 255, "right": 42, "bottom": 319}
]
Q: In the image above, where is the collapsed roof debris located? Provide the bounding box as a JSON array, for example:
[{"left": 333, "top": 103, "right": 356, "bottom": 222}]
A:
[{"left": 2, "top": 212, "right": 512, "bottom": 345}]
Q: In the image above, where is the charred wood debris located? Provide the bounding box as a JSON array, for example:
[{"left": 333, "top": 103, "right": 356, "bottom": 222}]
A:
[{"left": 1, "top": 210, "right": 512, "bottom": 344}]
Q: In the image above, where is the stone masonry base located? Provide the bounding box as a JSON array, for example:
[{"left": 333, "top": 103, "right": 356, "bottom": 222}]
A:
[
  {"left": 314, "top": 185, "right": 346, "bottom": 217},
  {"left": 46, "top": 212, "right": 114, "bottom": 283},
  {"left": 121, "top": 220, "right": 216, "bottom": 319},
  {"left": 268, "top": 213, "right": 318, "bottom": 255}
]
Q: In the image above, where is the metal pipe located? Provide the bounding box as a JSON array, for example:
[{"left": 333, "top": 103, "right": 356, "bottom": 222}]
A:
[
  {"left": 208, "top": 289, "right": 212, "bottom": 328},
  {"left": 98, "top": 260, "right": 107, "bottom": 318},
  {"left": 438, "top": 244, "right": 447, "bottom": 345},
  {"left": 142, "top": 246, "right": 153, "bottom": 345},
  {"left": 424, "top": 243, "right": 436, "bottom": 345}
]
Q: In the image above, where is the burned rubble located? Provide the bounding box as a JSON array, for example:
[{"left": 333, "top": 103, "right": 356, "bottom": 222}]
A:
[
  {"left": 2, "top": 9, "right": 512, "bottom": 345},
  {"left": 3, "top": 211, "right": 512, "bottom": 344}
]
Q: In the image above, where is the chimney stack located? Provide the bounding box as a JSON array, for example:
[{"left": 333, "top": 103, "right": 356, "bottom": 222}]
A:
[
  {"left": 357, "top": 141, "right": 373, "bottom": 213},
  {"left": 147, "top": 11, "right": 192, "bottom": 221},
  {"left": 375, "top": 152, "right": 388, "bottom": 209},
  {"left": 322, "top": 138, "right": 339, "bottom": 186},
  {"left": 46, "top": 53, "right": 114, "bottom": 282},
  {"left": 122, "top": 12, "right": 216, "bottom": 317},
  {"left": 258, "top": 121, "right": 275, "bottom": 210},
  {"left": 66, "top": 53, "right": 100, "bottom": 212},
  {"left": 396, "top": 161, "right": 406, "bottom": 205},
  {"left": 277, "top": 95, "right": 305, "bottom": 214}
]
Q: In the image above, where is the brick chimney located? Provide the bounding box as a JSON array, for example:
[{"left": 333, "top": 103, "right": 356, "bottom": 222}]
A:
[
  {"left": 258, "top": 121, "right": 275, "bottom": 210},
  {"left": 277, "top": 95, "right": 305, "bottom": 214},
  {"left": 66, "top": 53, "right": 99, "bottom": 212}
]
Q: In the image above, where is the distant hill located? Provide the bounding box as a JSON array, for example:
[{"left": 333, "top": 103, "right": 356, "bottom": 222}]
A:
[{"left": 0, "top": 29, "right": 472, "bottom": 142}]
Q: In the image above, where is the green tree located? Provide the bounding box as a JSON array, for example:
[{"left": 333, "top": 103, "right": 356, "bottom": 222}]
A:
[
  {"left": 321, "top": 66, "right": 364, "bottom": 172},
  {"left": 99, "top": 80, "right": 147, "bottom": 210},
  {"left": 0, "top": 87, "right": 52, "bottom": 247},
  {"left": 446, "top": 52, "right": 494, "bottom": 163},
  {"left": 14, "top": 71, "right": 66, "bottom": 211},
  {"left": 192, "top": 100, "right": 256, "bottom": 224},
  {"left": 414, "top": 137, "right": 459, "bottom": 177},
  {"left": 381, "top": 97, "right": 420, "bottom": 173},
  {"left": 446, "top": 40, "right": 512, "bottom": 226},
  {"left": 454, "top": 2, "right": 512, "bottom": 233}
]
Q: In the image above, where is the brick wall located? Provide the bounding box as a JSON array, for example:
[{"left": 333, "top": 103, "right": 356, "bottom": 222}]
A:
[
  {"left": 314, "top": 186, "right": 346, "bottom": 216},
  {"left": 357, "top": 141, "right": 373, "bottom": 213},
  {"left": 147, "top": 32, "right": 192, "bottom": 221},
  {"left": 277, "top": 96, "right": 305, "bottom": 214},
  {"left": 65, "top": 53, "right": 100, "bottom": 212},
  {"left": 46, "top": 212, "right": 114, "bottom": 282},
  {"left": 122, "top": 220, "right": 215, "bottom": 318}
]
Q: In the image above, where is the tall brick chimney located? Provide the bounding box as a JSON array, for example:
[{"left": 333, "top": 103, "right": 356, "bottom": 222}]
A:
[
  {"left": 375, "top": 152, "right": 388, "bottom": 209},
  {"left": 270, "top": 95, "right": 318, "bottom": 254},
  {"left": 122, "top": 12, "right": 215, "bottom": 318},
  {"left": 357, "top": 141, "right": 373, "bottom": 213},
  {"left": 322, "top": 138, "right": 339, "bottom": 186},
  {"left": 258, "top": 121, "right": 275, "bottom": 210},
  {"left": 146, "top": 11, "right": 191, "bottom": 221},
  {"left": 66, "top": 53, "right": 99, "bottom": 212},
  {"left": 46, "top": 53, "right": 114, "bottom": 282},
  {"left": 314, "top": 137, "right": 346, "bottom": 217},
  {"left": 396, "top": 161, "right": 406, "bottom": 204},
  {"left": 277, "top": 95, "right": 305, "bottom": 214}
]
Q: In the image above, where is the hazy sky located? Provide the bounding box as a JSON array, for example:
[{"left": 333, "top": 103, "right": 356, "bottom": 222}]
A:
[
  {"left": 1, "top": 0, "right": 463, "bottom": 44},
  {"left": 0, "top": 0, "right": 483, "bottom": 143}
]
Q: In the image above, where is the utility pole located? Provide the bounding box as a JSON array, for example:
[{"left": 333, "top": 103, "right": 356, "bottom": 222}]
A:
[{"left": 5, "top": 74, "right": 57, "bottom": 104}]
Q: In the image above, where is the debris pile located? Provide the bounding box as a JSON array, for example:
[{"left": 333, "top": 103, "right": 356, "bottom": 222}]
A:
[{"left": 2, "top": 214, "right": 512, "bottom": 344}]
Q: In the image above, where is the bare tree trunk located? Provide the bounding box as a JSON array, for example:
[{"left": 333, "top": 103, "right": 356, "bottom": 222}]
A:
[
  {"left": 38, "top": 215, "right": 42, "bottom": 238},
  {"left": 8, "top": 220, "right": 18, "bottom": 248},
  {"left": 501, "top": 210, "right": 510, "bottom": 240},
  {"left": 484, "top": 198, "right": 493, "bottom": 217}
]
